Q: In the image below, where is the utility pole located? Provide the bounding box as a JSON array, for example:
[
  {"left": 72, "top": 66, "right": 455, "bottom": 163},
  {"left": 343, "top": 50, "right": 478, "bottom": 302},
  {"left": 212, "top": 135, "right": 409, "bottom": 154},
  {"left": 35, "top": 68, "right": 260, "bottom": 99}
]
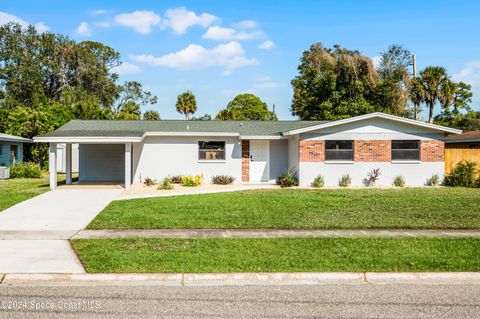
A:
[
  {"left": 412, "top": 54, "right": 420, "bottom": 120},
  {"left": 271, "top": 104, "right": 276, "bottom": 120}
]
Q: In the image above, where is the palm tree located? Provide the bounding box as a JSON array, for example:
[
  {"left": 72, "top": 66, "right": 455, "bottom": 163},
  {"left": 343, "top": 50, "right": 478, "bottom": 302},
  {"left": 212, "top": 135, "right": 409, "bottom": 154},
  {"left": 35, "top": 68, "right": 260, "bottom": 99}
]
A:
[
  {"left": 176, "top": 91, "right": 197, "bottom": 121},
  {"left": 409, "top": 78, "right": 424, "bottom": 120},
  {"left": 415, "top": 66, "right": 449, "bottom": 123}
]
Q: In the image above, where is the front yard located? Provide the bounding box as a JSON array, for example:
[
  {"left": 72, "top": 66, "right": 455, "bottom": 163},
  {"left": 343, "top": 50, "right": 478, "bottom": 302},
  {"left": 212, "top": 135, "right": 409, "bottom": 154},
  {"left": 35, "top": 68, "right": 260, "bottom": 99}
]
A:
[
  {"left": 72, "top": 237, "right": 480, "bottom": 273},
  {"left": 88, "top": 188, "right": 480, "bottom": 229}
]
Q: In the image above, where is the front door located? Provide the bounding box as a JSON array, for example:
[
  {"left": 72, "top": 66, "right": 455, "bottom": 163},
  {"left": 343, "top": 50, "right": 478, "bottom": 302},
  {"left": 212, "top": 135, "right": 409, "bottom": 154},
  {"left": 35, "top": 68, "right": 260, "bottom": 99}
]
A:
[{"left": 249, "top": 140, "right": 269, "bottom": 182}]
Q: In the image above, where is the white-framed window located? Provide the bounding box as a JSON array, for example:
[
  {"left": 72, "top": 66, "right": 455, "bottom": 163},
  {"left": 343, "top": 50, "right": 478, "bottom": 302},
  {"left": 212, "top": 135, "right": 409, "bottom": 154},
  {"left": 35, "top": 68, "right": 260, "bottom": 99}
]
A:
[
  {"left": 391, "top": 140, "right": 420, "bottom": 161},
  {"left": 198, "top": 141, "right": 225, "bottom": 160},
  {"left": 325, "top": 140, "right": 354, "bottom": 161}
]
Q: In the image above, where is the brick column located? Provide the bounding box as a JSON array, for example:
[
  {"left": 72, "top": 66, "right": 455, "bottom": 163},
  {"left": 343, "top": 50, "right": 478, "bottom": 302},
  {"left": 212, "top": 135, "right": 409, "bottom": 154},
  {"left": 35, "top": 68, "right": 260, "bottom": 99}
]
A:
[
  {"left": 421, "top": 140, "right": 444, "bottom": 162},
  {"left": 241, "top": 140, "right": 250, "bottom": 182},
  {"left": 299, "top": 140, "right": 325, "bottom": 162}
]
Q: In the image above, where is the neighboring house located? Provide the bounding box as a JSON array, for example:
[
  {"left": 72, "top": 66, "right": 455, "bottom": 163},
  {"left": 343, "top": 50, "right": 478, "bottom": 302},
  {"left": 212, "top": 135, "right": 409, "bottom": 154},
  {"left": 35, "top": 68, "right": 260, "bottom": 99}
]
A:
[
  {"left": 33, "top": 112, "right": 461, "bottom": 189},
  {"left": 444, "top": 131, "right": 480, "bottom": 175},
  {"left": 0, "top": 133, "right": 32, "bottom": 166}
]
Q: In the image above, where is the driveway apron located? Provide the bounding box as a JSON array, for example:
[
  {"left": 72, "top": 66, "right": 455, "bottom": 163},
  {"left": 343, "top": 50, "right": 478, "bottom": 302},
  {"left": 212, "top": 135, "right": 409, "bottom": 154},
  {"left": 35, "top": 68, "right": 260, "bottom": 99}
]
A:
[{"left": 0, "top": 189, "right": 121, "bottom": 273}]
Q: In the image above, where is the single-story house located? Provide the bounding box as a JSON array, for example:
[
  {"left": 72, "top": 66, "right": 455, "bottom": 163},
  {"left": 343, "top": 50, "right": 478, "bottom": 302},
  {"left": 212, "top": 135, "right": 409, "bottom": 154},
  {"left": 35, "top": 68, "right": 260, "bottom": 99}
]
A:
[
  {"left": 0, "top": 133, "right": 32, "bottom": 166},
  {"left": 444, "top": 130, "right": 480, "bottom": 175},
  {"left": 33, "top": 112, "right": 461, "bottom": 189}
]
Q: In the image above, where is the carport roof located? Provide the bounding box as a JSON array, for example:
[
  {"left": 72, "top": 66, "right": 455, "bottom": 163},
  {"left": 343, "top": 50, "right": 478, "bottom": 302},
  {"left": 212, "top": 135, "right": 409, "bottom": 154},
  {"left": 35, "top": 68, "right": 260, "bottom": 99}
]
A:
[{"left": 34, "top": 119, "right": 327, "bottom": 140}]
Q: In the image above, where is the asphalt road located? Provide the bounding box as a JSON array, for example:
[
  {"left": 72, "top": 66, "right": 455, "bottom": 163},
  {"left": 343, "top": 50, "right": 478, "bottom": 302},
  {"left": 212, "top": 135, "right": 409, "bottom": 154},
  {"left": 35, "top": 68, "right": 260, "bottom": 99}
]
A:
[{"left": 0, "top": 284, "right": 479, "bottom": 318}]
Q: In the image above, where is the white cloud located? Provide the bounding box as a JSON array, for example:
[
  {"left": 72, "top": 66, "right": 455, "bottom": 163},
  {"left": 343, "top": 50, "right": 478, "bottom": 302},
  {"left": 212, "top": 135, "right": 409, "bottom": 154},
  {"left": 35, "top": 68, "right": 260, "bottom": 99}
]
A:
[
  {"left": 203, "top": 26, "right": 263, "bottom": 41},
  {"left": 453, "top": 60, "right": 480, "bottom": 88},
  {"left": 112, "top": 62, "right": 142, "bottom": 75},
  {"left": 115, "top": 10, "right": 161, "bottom": 34},
  {"left": 34, "top": 22, "right": 49, "bottom": 33},
  {"left": 371, "top": 56, "right": 381, "bottom": 69},
  {"left": 0, "top": 11, "right": 50, "bottom": 33},
  {"left": 234, "top": 20, "right": 258, "bottom": 30},
  {"left": 76, "top": 22, "right": 91, "bottom": 36},
  {"left": 91, "top": 9, "right": 109, "bottom": 16},
  {"left": 258, "top": 40, "right": 274, "bottom": 50},
  {"left": 131, "top": 41, "right": 258, "bottom": 75},
  {"left": 253, "top": 75, "right": 282, "bottom": 89},
  {"left": 162, "top": 7, "right": 217, "bottom": 34}
]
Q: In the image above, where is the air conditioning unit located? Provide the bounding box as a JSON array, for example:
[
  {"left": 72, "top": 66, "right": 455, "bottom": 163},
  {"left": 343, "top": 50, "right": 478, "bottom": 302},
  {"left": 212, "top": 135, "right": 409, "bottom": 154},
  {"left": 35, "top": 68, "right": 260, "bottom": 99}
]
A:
[{"left": 0, "top": 167, "right": 10, "bottom": 180}]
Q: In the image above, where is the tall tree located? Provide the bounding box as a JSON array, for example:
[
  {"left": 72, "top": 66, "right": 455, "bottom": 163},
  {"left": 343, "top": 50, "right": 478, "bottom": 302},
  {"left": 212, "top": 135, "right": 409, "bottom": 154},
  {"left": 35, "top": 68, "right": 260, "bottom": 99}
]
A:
[
  {"left": 291, "top": 43, "right": 379, "bottom": 120},
  {"left": 216, "top": 94, "right": 277, "bottom": 120},
  {"left": 191, "top": 114, "right": 212, "bottom": 120},
  {"left": 113, "top": 81, "right": 157, "bottom": 116},
  {"left": 176, "top": 91, "right": 197, "bottom": 121},
  {"left": 143, "top": 110, "right": 160, "bottom": 120},
  {"left": 412, "top": 66, "right": 450, "bottom": 123}
]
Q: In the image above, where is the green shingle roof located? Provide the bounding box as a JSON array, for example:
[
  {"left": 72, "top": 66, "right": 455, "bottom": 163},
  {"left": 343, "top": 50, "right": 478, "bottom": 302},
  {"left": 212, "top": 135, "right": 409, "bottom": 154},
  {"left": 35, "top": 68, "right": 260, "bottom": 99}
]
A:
[{"left": 37, "top": 120, "right": 329, "bottom": 138}]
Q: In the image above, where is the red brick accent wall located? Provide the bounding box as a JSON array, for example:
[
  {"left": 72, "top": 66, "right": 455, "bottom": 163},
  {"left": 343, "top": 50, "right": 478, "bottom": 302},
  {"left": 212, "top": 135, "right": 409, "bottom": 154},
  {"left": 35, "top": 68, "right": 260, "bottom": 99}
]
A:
[
  {"left": 420, "top": 140, "right": 444, "bottom": 162},
  {"left": 241, "top": 140, "right": 250, "bottom": 182},
  {"left": 354, "top": 140, "right": 391, "bottom": 162},
  {"left": 299, "top": 140, "right": 325, "bottom": 162}
]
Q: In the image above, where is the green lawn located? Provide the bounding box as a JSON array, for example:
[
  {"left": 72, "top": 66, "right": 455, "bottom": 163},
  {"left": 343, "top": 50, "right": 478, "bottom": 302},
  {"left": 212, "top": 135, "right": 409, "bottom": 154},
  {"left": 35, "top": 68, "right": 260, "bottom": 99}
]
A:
[
  {"left": 88, "top": 188, "right": 480, "bottom": 230},
  {"left": 72, "top": 237, "right": 480, "bottom": 273},
  {"left": 0, "top": 173, "right": 73, "bottom": 212}
]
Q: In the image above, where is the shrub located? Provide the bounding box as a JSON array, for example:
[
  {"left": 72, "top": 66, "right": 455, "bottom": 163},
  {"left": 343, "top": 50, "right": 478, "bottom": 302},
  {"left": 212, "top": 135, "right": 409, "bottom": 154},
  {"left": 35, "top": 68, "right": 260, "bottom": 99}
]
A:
[
  {"left": 181, "top": 174, "right": 203, "bottom": 187},
  {"left": 426, "top": 174, "right": 440, "bottom": 186},
  {"left": 143, "top": 177, "right": 157, "bottom": 186},
  {"left": 363, "top": 168, "right": 381, "bottom": 187},
  {"left": 211, "top": 175, "right": 235, "bottom": 185},
  {"left": 276, "top": 168, "right": 298, "bottom": 188},
  {"left": 444, "top": 160, "right": 479, "bottom": 188},
  {"left": 393, "top": 175, "right": 405, "bottom": 187},
  {"left": 169, "top": 175, "right": 183, "bottom": 184},
  {"left": 311, "top": 175, "right": 325, "bottom": 188},
  {"left": 338, "top": 174, "right": 351, "bottom": 187},
  {"left": 158, "top": 177, "right": 174, "bottom": 190},
  {"left": 9, "top": 162, "right": 42, "bottom": 178}
]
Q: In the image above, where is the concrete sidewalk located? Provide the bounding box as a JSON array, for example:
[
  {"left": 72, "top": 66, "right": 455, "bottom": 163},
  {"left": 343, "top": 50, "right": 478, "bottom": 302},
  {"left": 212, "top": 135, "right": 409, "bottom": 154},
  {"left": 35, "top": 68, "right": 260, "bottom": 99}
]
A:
[
  {"left": 73, "top": 228, "right": 480, "bottom": 239},
  {"left": 1, "top": 272, "right": 479, "bottom": 286}
]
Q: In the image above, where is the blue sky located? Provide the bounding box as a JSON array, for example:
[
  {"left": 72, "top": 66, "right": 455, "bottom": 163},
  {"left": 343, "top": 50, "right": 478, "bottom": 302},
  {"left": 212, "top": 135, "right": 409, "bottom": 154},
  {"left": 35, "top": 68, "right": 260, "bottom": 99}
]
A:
[{"left": 1, "top": 0, "right": 479, "bottom": 119}]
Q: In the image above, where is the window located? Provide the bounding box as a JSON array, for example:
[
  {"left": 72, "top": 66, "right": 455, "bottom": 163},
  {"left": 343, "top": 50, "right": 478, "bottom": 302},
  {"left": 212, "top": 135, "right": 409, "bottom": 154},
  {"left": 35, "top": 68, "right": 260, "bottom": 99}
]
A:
[
  {"left": 0, "top": 144, "right": 3, "bottom": 157},
  {"left": 391, "top": 140, "right": 420, "bottom": 161},
  {"left": 198, "top": 141, "right": 225, "bottom": 160},
  {"left": 325, "top": 140, "right": 354, "bottom": 161}
]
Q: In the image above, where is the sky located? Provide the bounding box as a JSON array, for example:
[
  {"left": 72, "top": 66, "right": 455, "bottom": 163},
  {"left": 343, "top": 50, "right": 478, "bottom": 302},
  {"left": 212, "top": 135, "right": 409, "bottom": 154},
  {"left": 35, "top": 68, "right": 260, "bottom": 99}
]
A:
[{"left": 1, "top": 0, "right": 480, "bottom": 120}]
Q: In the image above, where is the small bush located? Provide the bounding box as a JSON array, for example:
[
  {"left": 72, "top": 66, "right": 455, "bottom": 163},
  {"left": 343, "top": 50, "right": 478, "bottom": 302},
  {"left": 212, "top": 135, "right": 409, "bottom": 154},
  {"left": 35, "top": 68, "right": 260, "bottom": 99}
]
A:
[
  {"left": 143, "top": 177, "right": 157, "bottom": 187},
  {"left": 169, "top": 175, "right": 183, "bottom": 184},
  {"left": 158, "top": 177, "right": 174, "bottom": 190},
  {"left": 211, "top": 175, "right": 235, "bottom": 185},
  {"left": 9, "top": 162, "right": 42, "bottom": 178},
  {"left": 363, "top": 168, "right": 381, "bottom": 187},
  {"left": 276, "top": 168, "right": 298, "bottom": 188},
  {"left": 181, "top": 174, "right": 203, "bottom": 187},
  {"left": 426, "top": 174, "right": 440, "bottom": 186},
  {"left": 393, "top": 175, "right": 405, "bottom": 187},
  {"left": 444, "top": 160, "right": 479, "bottom": 188},
  {"left": 311, "top": 175, "right": 325, "bottom": 188},
  {"left": 338, "top": 174, "right": 351, "bottom": 187}
]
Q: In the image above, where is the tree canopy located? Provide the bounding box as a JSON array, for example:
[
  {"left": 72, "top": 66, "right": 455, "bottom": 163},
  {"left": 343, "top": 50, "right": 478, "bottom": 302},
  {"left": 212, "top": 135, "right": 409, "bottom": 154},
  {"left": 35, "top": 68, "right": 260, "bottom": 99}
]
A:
[
  {"left": 216, "top": 93, "right": 277, "bottom": 120},
  {"left": 0, "top": 23, "right": 157, "bottom": 164},
  {"left": 176, "top": 91, "right": 197, "bottom": 121}
]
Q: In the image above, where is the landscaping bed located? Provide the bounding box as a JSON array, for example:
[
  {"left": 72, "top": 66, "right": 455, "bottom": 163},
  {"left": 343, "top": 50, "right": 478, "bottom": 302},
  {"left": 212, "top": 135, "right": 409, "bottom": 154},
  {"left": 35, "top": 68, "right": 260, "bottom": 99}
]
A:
[
  {"left": 88, "top": 188, "right": 480, "bottom": 230},
  {"left": 72, "top": 237, "right": 480, "bottom": 273}
]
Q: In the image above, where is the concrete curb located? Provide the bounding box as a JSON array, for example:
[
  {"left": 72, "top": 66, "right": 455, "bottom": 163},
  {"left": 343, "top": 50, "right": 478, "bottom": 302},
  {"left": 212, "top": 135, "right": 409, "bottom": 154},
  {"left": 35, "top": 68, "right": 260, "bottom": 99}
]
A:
[{"left": 1, "top": 272, "right": 479, "bottom": 286}]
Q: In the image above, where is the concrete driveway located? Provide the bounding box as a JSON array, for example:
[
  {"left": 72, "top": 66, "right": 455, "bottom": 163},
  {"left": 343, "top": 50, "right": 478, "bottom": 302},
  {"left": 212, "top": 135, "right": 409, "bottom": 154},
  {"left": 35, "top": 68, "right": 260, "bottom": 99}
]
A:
[{"left": 0, "top": 188, "right": 121, "bottom": 273}]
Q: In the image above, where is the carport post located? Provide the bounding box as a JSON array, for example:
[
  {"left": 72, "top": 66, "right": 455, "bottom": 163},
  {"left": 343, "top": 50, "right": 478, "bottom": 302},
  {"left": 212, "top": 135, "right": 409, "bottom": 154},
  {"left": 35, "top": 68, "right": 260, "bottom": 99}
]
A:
[
  {"left": 48, "top": 143, "right": 57, "bottom": 190},
  {"left": 125, "top": 143, "right": 132, "bottom": 189},
  {"left": 65, "top": 143, "right": 72, "bottom": 185}
]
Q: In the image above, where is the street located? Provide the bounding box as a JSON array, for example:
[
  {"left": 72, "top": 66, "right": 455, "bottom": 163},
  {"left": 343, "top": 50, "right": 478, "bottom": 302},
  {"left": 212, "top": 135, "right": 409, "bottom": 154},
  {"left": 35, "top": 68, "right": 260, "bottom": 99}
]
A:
[{"left": 0, "top": 284, "right": 479, "bottom": 318}]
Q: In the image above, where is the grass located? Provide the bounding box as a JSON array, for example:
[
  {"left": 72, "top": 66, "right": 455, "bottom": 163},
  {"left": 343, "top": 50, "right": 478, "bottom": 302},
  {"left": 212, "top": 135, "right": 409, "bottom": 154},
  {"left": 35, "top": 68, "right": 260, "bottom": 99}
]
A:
[
  {"left": 0, "top": 173, "right": 74, "bottom": 212},
  {"left": 72, "top": 237, "right": 480, "bottom": 273},
  {"left": 88, "top": 188, "right": 480, "bottom": 230}
]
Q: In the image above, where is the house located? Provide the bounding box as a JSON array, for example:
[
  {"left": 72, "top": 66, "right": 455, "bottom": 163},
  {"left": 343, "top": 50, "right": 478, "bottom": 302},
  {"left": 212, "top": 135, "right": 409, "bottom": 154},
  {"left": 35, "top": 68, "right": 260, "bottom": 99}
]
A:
[
  {"left": 56, "top": 143, "right": 79, "bottom": 173},
  {"left": 0, "top": 133, "right": 32, "bottom": 166},
  {"left": 33, "top": 112, "right": 461, "bottom": 189},
  {"left": 444, "top": 130, "right": 480, "bottom": 175}
]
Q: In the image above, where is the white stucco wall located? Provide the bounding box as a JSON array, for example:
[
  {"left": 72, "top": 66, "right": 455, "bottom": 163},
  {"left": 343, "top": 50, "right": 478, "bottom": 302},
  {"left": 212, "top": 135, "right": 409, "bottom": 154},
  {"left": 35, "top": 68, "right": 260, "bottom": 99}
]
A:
[
  {"left": 79, "top": 144, "right": 125, "bottom": 182},
  {"left": 132, "top": 136, "right": 242, "bottom": 184},
  {"left": 287, "top": 135, "right": 299, "bottom": 173},
  {"left": 297, "top": 118, "right": 446, "bottom": 186},
  {"left": 269, "top": 139, "right": 288, "bottom": 180}
]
